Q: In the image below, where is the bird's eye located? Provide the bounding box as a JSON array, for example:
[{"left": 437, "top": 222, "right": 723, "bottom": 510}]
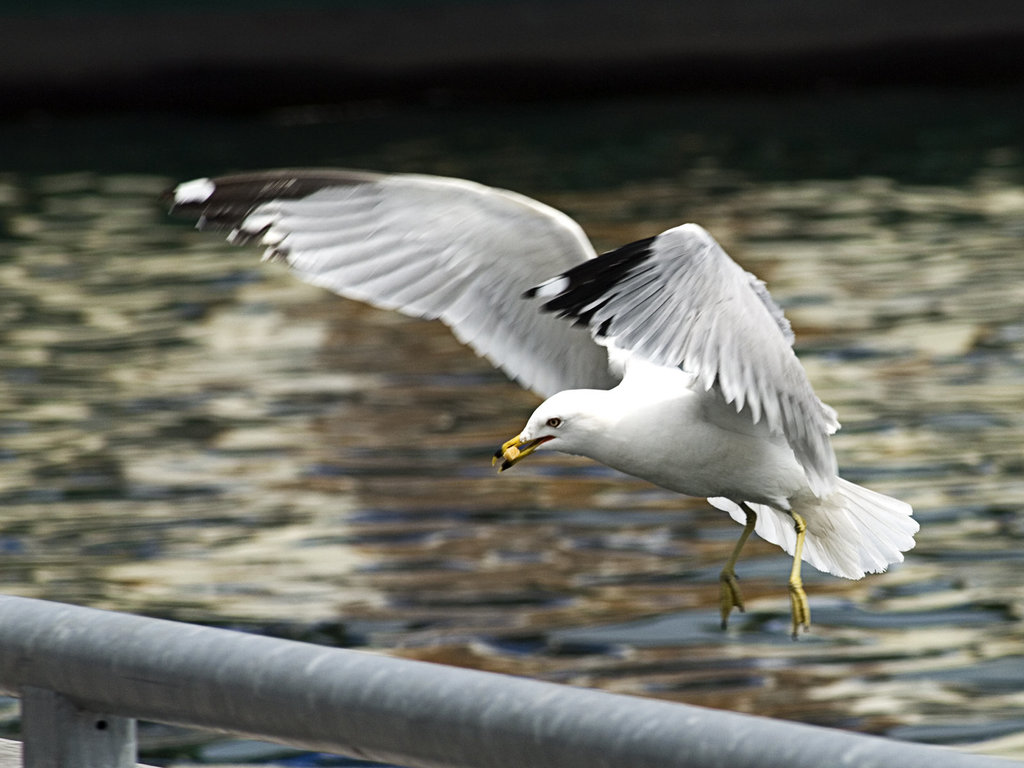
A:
[{"left": 546, "top": 417, "right": 562, "bottom": 428}]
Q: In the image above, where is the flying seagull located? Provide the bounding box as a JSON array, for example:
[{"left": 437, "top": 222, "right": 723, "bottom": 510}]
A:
[{"left": 167, "top": 169, "right": 918, "bottom": 637}]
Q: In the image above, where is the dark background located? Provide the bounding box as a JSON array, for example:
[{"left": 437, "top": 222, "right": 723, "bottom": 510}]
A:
[{"left": 3, "top": 0, "right": 1024, "bottom": 117}]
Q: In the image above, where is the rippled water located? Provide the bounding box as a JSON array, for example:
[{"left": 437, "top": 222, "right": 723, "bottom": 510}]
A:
[{"left": 1, "top": 88, "right": 1023, "bottom": 763}]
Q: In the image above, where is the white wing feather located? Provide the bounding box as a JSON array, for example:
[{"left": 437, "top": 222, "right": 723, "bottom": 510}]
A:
[
  {"left": 170, "top": 170, "right": 616, "bottom": 397},
  {"left": 534, "top": 223, "right": 840, "bottom": 496}
]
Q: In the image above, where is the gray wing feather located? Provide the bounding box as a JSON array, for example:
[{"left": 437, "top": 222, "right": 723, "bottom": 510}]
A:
[
  {"left": 541, "top": 223, "right": 840, "bottom": 496},
  {"left": 169, "top": 170, "right": 616, "bottom": 397}
]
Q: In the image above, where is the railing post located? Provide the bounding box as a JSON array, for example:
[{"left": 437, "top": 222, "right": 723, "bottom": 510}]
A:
[{"left": 21, "top": 686, "right": 137, "bottom": 768}]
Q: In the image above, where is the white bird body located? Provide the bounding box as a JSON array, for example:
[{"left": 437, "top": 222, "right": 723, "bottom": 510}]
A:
[
  {"left": 168, "top": 168, "right": 919, "bottom": 634},
  {"left": 528, "top": 360, "right": 806, "bottom": 506},
  {"left": 516, "top": 355, "right": 916, "bottom": 582}
]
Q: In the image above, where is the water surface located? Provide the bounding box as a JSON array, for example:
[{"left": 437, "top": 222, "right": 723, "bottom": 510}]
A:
[{"left": 1, "top": 88, "right": 1023, "bottom": 763}]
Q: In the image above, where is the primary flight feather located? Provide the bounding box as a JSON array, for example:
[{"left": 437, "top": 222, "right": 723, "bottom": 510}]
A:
[{"left": 168, "top": 169, "right": 918, "bottom": 636}]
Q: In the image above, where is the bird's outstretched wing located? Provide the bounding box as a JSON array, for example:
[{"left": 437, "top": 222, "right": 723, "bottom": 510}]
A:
[
  {"left": 167, "top": 169, "right": 616, "bottom": 397},
  {"left": 528, "top": 223, "right": 840, "bottom": 496}
]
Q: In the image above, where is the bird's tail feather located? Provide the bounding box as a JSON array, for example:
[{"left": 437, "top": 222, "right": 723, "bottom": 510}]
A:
[{"left": 708, "top": 478, "right": 918, "bottom": 580}]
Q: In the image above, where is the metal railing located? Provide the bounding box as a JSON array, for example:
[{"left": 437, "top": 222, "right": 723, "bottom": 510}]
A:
[{"left": 0, "top": 596, "right": 1013, "bottom": 768}]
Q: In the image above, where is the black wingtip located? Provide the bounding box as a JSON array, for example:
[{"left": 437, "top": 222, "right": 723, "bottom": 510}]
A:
[
  {"left": 526, "top": 236, "right": 656, "bottom": 335},
  {"left": 163, "top": 170, "right": 381, "bottom": 227}
]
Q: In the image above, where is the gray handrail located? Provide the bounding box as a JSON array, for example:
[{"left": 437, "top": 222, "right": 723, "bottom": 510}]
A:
[{"left": 0, "top": 596, "right": 1012, "bottom": 768}]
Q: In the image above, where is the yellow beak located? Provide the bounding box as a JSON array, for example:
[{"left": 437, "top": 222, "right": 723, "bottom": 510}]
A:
[{"left": 492, "top": 434, "right": 552, "bottom": 472}]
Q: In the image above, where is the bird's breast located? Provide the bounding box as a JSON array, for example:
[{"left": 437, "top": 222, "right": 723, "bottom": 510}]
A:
[{"left": 590, "top": 390, "right": 805, "bottom": 504}]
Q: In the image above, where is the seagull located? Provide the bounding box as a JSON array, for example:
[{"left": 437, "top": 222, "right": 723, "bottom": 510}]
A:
[{"left": 167, "top": 169, "right": 918, "bottom": 637}]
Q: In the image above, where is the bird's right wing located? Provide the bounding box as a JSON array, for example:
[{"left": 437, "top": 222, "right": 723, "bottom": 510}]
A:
[
  {"left": 167, "top": 170, "right": 616, "bottom": 397},
  {"left": 529, "top": 223, "right": 840, "bottom": 497}
]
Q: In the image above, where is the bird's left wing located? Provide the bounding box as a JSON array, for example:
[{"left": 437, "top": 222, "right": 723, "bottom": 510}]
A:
[
  {"left": 167, "top": 169, "right": 617, "bottom": 397},
  {"left": 528, "top": 223, "right": 840, "bottom": 496}
]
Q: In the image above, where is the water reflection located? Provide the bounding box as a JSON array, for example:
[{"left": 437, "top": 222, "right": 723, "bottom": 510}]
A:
[{"left": 1, "top": 95, "right": 1023, "bottom": 761}]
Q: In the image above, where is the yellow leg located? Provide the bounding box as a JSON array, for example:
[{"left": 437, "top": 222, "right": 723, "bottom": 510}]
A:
[
  {"left": 719, "top": 504, "right": 757, "bottom": 629},
  {"left": 788, "top": 511, "right": 811, "bottom": 638}
]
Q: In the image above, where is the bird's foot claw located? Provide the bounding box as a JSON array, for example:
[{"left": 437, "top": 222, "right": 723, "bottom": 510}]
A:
[
  {"left": 719, "top": 571, "right": 745, "bottom": 629},
  {"left": 788, "top": 579, "right": 811, "bottom": 639}
]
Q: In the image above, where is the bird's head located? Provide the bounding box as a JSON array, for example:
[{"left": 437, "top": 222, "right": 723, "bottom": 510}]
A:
[{"left": 492, "top": 390, "right": 608, "bottom": 471}]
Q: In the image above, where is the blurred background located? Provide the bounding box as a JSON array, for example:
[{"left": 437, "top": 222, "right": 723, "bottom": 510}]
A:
[{"left": 2, "top": 1, "right": 1024, "bottom": 764}]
